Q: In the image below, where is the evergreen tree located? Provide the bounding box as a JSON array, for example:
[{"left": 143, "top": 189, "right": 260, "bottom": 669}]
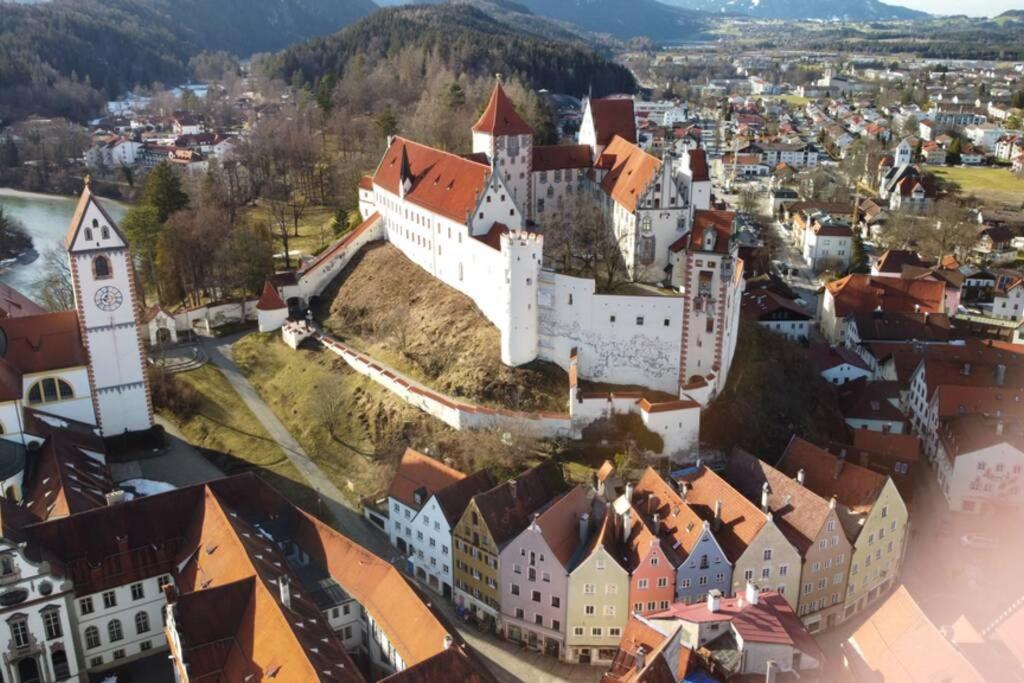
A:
[
  {"left": 141, "top": 162, "right": 189, "bottom": 223},
  {"left": 316, "top": 73, "right": 336, "bottom": 115},
  {"left": 446, "top": 82, "right": 466, "bottom": 110},
  {"left": 0, "top": 137, "right": 18, "bottom": 168},
  {"left": 121, "top": 204, "right": 163, "bottom": 297},
  {"left": 849, "top": 231, "right": 870, "bottom": 274},
  {"left": 375, "top": 106, "right": 399, "bottom": 141},
  {"left": 947, "top": 137, "right": 962, "bottom": 165}
]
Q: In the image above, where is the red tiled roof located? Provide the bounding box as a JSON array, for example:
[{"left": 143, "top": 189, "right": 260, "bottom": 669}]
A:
[
  {"left": 598, "top": 136, "right": 661, "bottom": 212},
  {"left": 851, "top": 430, "right": 921, "bottom": 461},
  {"left": 472, "top": 222, "right": 510, "bottom": 251},
  {"left": 64, "top": 185, "right": 128, "bottom": 248},
  {"left": 387, "top": 448, "right": 465, "bottom": 511},
  {"left": 0, "top": 283, "right": 45, "bottom": 319},
  {"left": 472, "top": 83, "right": 532, "bottom": 137},
  {"left": 779, "top": 437, "right": 887, "bottom": 515},
  {"left": 589, "top": 98, "right": 637, "bottom": 146},
  {"left": 675, "top": 210, "right": 734, "bottom": 254},
  {"left": 826, "top": 274, "right": 945, "bottom": 317},
  {"left": 374, "top": 138, "right": 489, "bottom": 223},
  {"left": 688, "top": 148, "right": 709, "bottom": 182},
  {"left": 0, "top": 310, "right": 87, "bottom": 374},
  {"left": 633, "top": 467, "right": 707, "bottom": 560},
  {"left": 256, "top": 281, "right": 286, "bottom": 311},
  {"left": 676, "top": 466, "right": 766, "bottom": 564},
  {"left": 534, "top": 485, "right": 592, "bottom": 568},
  {"left": 532, "top": 144, "right": 592, "bottom": 171},
  {"left": 25, "top": 430, "right": 112, "bottom": 521}
]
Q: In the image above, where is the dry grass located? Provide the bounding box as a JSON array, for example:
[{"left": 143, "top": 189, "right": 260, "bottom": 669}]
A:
[
  {"left": 932, "top": 166, "right": 1024, "bottom": 209},
  {"left": 319, "top": 242, "right": 570, "bottom": 413}
]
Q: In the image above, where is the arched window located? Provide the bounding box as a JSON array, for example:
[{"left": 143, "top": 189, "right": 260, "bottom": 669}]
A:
[
  {"left": 51, "top": 650, "right": 70, "bottom": 680},
  {"left": 84, "top": 228, "right": 93, "bottom": 241},
  {"left": 107, "top": 619, "right": 123, "bottom": 642},
  {"left": 135, "top": 611, "right": 150, "bottom": 634},
  {"left": 93, "top": 255, "right": 111, "bottom": 279},
  {"left": 101, "top": 226, "right": 110, "bottom": 240},
  {"left": 84, "top": 626, "right": 100, "bottom": 649},
  {"left": 27, "top": 378, "right": 74, "bottom": 406}
]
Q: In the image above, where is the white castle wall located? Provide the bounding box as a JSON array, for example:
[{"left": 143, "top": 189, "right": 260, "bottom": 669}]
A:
[{"left": 537, "top": 271, "right": 684, "bottom": 395}]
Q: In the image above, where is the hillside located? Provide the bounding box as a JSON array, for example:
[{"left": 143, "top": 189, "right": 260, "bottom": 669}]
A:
[
  {"left": 662, "top": 0, "right": 926, "bottom": 20},
  {"left": 386, "top": 0, "right": 709, "bottom": 41},
  {"left": 264, "top": 4, "right": 638, "bottom": 97},
  {"left": 0, "top": 0, "right": 376, "bottom": 120},
  {"left": 320, "top": 242, "right": 570, "bottom": 412}
]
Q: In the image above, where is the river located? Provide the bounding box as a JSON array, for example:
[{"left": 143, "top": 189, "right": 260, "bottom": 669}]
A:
[{"left": 0, "top": 188, "right": 128, "bottom": 298}]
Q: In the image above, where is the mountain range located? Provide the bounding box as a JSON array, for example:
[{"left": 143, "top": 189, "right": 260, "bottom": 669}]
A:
[{"left": 660, "top": 0, "right": 926, "bottom": 20}]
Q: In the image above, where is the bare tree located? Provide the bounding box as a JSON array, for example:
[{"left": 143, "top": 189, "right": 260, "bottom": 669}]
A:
[
  {"left": 32, "top": 247, "right": 75, "bottom": 311},
  {"left": 542, "top": 194, "right": 630, "bottom": 292},
  {"left": 313, "top": 382, "right": 349, "bottom": 443}
]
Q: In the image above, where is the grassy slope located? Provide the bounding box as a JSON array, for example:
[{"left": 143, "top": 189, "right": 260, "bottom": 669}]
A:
[
  {"left": 164, "top": 365, "right": 318, "bottom": 509},
  {"left": 320, "top": 242, "right": 570, "bottom": 412},
  {"left": 931, "top": 166, "right": 1024, "bottom": 209}
]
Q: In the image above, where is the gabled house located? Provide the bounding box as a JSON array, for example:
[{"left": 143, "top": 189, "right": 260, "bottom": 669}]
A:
[
  {"left": 778, "top": 437, "right": 909, "bottom": 621},
  {"left": 676, "top": 466, "right": 802, "bottom": 608},
  {"left": 839, "top": 378, "right": 908, "bottom": 434},
  {"left": 602, "top": 614, "right": 695, "bottom": 683},
  {"left": 649, "top": 585, "right": 823, "bottom": 680},
  {"left": 566, "top": 508, "right": 630, "bottom": 666},
  {"left": 498, "top": 485, "right": 591, "bottom": 659},
  {"left": 612, "top": 494, "right": 677, "bottom": 617},
  {"left": 726, "top": 449, "right": 853, "bottom": 633},
  {"left": 452, "top": 460, "right": 567, "bottom": 625},
  {"left": 633, "top": 468, "right": 732, "bottom": 605}
]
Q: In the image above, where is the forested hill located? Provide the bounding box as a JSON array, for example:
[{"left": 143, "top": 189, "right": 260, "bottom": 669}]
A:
[
  {"left": 0, "top": 0, "right": 376, "bottom": 121},
  {"left": 261, "top": 5, "right": 638, "bottom": 98}
]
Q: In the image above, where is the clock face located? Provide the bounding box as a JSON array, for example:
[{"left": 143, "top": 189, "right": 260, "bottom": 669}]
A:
[{"left": 94, "top": 286, "right": 124, "bottom": 312}]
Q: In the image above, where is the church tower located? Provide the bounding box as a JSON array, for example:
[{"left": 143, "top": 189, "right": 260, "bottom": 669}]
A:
[
  {"left": 65, "top": 185, "right": 153, "bottom": 435},
  {"left": 472, "top": 82, "right": 533, "bottom": 220}
]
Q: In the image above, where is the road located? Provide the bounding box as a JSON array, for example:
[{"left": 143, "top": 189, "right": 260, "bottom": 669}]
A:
[{"left": 200, "top": 334, "right": 396, "bottom": 560}]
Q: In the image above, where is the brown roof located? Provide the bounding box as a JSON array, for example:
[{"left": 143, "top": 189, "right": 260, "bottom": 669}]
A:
[
  {"left": 875, "top": 249, "right": 931, "bottom": 274},
  {"left": 25, "top": 430, "right": 112, "bottom": 521},
  {"left": 939, "top": 413, "right": 1024, "bottom": 462},
  {"left": 532, "top": 144, "right": 592, "bottom": 171},
  {"left": 633, "top": 467, "right": 707, "bottom": 560},
  {"left": 0, "top": 310, "right": 87, "bottom": 375},
  {"left": 845, "top": 586, "right": 985, "bottom": 683},
  {"left": 598, "top": 136, "right": 661, "bottom": 212},
  {"left": 688, "top": 148, "right": 709, "bottom": 182},
  {"left": 603, "top": 616, "right": 681, "bottom": 683},
  {"left": 851, "top": 430, "right": 921, "bottom": 462},
  {"left": 725, "top": 448, "right": 836, "bottom": 555},
  {"left": 471, "top": 459, "right": 567, "bottom": 549},
  {"left": 826, "top": 274, "right": 945, "bottom": 317},
  {"left": 0, "top": 282, "right": 45, "bottom": 319},
  {"left": 741, "top": 290, "right": 812, "bottom": 323},
  {"left": 839, "top": 378, "right": 906, "bottom": 424},
  {"left": 472, "top": 83, "right": 533, "bottom": 137},
  {"left": 374, "top": 137, "right": 489, "bottom": 223},
  {"left": 850, "top": 311, "right": 957, "bottom": 343},
  {"left": 471, "top": 222, "right": 510, "bottom": 251},
  {"left": 589, "top": 98, "right": 637, "bottom": 146},
  {"left": 676, "top": 466, "right": 766, "bottom": 563},
  {"left": 676, "top": 210, "right": 735, "bottom": 254},
  {"left": 808, "top": 343, "right": 870, "bottom": 373},
  {"left": 778, "top": 437, "right": 887, "bottom": 516},
  {"left": 433, "top": 470, "right": 495, "bottom": 526},
  {"left": 387, "top": 448, "right": 465, "bottom": 511},
  {"left": 381, "top": 645, "right": 493, "bottom": 683},
  {"left": 534, "top": 485, "right": 592, "bottom": 568},
  {"left": 256, "top": 281, "right": 286, "bottom": 311}
]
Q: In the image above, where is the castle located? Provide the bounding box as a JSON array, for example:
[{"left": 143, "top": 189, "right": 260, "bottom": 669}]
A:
[{"left": 355, "top": 84, "right": 744, "bottom": 405}]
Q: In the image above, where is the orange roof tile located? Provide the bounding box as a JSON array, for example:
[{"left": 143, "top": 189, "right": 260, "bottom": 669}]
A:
[
  {"left": 676, "top": 466, "right": 766, "bottom": 563},
  {"left": 387, "top": 448, "right": 465, "bottom": 511},
  {"left": 633, "top": 467, "right": 707, "bottom": 560},
  {"left": 472, "top": 83, "right": 533, "bottom": 137},
  {"left": 534, "top": 485, "right": 592, "bottom": 567},
  {"left": 256, "top": 281, "right": 286, "bottom": 311},
  {"left": 778, "top": 437, "right": 887, "bottom": 515},
  {"left": 588, "top": 98, "right": 637, "bottom": 146},
  {"left": 598, "top": 136, "right": 661, "bottom": 212}
]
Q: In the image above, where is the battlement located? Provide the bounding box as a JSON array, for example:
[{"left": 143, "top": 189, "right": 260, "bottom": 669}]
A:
[{"left": 500, "top": 229, "right": 544, "bottom": 247}]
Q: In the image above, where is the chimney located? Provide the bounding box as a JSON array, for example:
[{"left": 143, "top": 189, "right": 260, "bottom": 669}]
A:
[
  {"left": 713, "top": 500, "right": 723, "bottom": 532},
  {"left": 278, "top": 575, "right": 292, "bottom": 610},
  {"left": 829, "top": 495, "right": 837, "bottom": 510},
  {"left": 105, "top": 490, "right": 126, "bottom": 506},
  {"left": 509, "top": 479, "right": 517, "bottom": 500},
  {"left": 996, "top": 364, "right": 1007, "bottom": 387},
  {"left": 680, "top": 481, "right": 691, "bottom": 499},
  {"left": 707, "top": 589, "right": 722, "bottom": 613},
  {"left": 580, "top": 513, "right": 591, "bottom": 545},
  {"left": 766, "top": 660, "right": 779, "bottom": 683},
  {"left": 625, "top": 482, "right": 634, "bottom": 502},
  {"left": 745, "top": 581, "right": 760, "bottom": 606},
  {"left": 653, "top": 513, "right": 661, "bottom": 535},
  {"left": 997, "top": 421, "right": 1005, "bottom": 436},
  {"left": 761, "top": 482, "right": 770, "bottom": 512},
  {"left": 443, "top": 634, "right": 454, "bottom": 650},
  {"left": 620, "top": 510, "right": 633, "bottom": 543},
  {"left": 796, "top": 469, "right": 806, "bottom": 485},
  {"left": 963, "top": 362, "right": 972, "bottom": 376},
  {"left": 635, "top": 645, "right": 647, "bottom": 670},
  {"left": 834, "top": 452, "right": 846, "bottom": 480}
]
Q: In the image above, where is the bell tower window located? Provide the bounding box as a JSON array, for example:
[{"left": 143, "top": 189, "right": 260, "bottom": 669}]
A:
[{"left": 93, "top": 255, "right": 112, "bottom": 279}]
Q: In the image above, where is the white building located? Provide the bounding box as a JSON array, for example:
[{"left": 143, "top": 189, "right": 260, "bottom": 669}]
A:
[
  {"left": 934, "top": 415, "right": 1024, "bottom": 514},
  {"left": 356, "top": 84, "right": 743, "bottom": 416},
  {"left": 802, "top": 217, "right": 853, "bottom": 273},
  {"left": 385, "top": 449, "right": 492, "bottom": 599}
]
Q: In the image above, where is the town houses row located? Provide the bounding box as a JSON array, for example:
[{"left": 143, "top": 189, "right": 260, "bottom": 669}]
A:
[{"left": 369, "top": 437, "right": 910, "bottom": 674}]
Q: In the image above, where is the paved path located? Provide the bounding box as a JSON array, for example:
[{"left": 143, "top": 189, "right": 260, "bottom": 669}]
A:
[
  {"left": 200, "top": 334, "right": 395, "bottom": 560},
  {"left": 109, "top": 416, "right": 224, "bottom": 487}
]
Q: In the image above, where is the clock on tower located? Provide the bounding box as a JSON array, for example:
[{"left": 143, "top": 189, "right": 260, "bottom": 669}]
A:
[{"left": 65, "top": 185, "right": 153, "bottom": 436}]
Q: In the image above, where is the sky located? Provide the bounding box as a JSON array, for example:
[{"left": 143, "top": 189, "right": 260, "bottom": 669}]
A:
[{"left": 888, "top": 0, "right": 1022, "bottom": 16}]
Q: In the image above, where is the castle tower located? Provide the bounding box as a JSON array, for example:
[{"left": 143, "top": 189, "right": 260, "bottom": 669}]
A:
[
  {"left": 472, "top": 82, "right": 533, "bottom": 220},
  {"left": 499, "top": 230, "right": 542, "bottom": 367},
  {"left": 894, "top": 138, "right": 913, "bottom": 168},
  {"left": 65, "top": 186, "right": 153, "bottom": 435}
]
